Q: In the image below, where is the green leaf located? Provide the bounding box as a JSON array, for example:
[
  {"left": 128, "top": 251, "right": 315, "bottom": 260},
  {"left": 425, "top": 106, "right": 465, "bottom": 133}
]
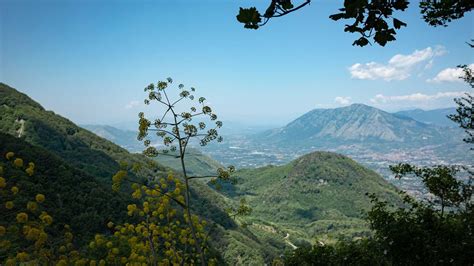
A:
[
  {"left": 393, "top": 0, "right": 409, "bottom": 11},
  {"left": 281, "top": 0, "right": 294, "bottom": 10},
  {"left": 329, "top": 13, "right": 346, "bottom": 21},
  {"left": 264, "top": 1, "right": 276, "bottom": 18},
  {"left": 353, "top": 37, "right": 369, "bottom": 47},
  {"left": 393, "top": 18, "right": 407, "bottom": 29},
  {"left": 374, "top": 30, "right": 396, "bottom": 47},
  {"left": 236, "top": 7, "right": 262, "bottom": 29}
]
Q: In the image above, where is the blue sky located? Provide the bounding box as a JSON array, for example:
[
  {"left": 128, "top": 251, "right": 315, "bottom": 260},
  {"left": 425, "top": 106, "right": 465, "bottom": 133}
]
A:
[{"left": 1, "top": 0, "right": 473, "bottom": 126}]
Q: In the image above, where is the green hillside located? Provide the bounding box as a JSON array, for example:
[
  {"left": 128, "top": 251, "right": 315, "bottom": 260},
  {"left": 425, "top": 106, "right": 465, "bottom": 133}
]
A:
[
  {"left": 0, "top": 83, "right": 285, "bottom": 264},
  {"left": 0, "top": 133, "right": 127, "bottom": 244},
  {"left": 0, "top": 83, "right": 169, "bottom": 184},
  {"left": 226, "top": 151, "right": 401, "bottom": 245}
]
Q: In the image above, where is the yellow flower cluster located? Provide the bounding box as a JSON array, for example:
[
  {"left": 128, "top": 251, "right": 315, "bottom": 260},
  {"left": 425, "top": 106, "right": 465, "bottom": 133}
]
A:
[
  {"left": 13, "top": 158, "right": 24, "bottom": 168},
  {"left": 35, "top": 193, "right": 45, "bottom": 203},
  {"left": 25, "top": 162, "right": 35, "bottom": 176},
  {"left": 27, "top": 201, "right": 38, "bottom": 211},
  {"left": 112, "top": 170, "right": 127, "bottom": 192},
  {"left": 11, "top": 186, "right": 19, "bottom": 194},
  {"left": 5, "top": 201, "right": 14, "bottom": 209},
  {"left": 16, "top": 212, "right": 28, "bottom": 223},
  {"left": 5, "top": 151, "right": 15, "bottom": 160},
  {"left": 16, "top": 252, "right": 29, "bottom": 262},
  {"left": 89, "top": 172, "right": 210, "bottom": 264},
  {"left": 1, "top": 153, "right": 79, "bottom": 265},
  {"left": 40, "top": 211, "right": 53, "bottom": 225}
]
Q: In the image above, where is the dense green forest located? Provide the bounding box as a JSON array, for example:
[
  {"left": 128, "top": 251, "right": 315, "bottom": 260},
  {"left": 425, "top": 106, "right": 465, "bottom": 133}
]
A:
[{"left": 0, "top": 132, "right": 128, "bottom": 244}]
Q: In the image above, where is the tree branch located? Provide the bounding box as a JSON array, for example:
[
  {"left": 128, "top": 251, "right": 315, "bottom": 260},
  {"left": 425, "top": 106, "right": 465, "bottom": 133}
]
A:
[
  {"left": 270, "top": 0, "right": 311, "bottom": 18},
  {"left": 148, "top": 128, "right": 180, "bottom": 139}
]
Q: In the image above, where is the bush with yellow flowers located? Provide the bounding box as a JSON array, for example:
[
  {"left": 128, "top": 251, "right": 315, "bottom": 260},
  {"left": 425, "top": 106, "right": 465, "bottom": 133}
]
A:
[
  {"left": 93, "top": 171, "right": 214, "bottom": 265},
  {"left": 0, "top": 152, "right": 88, "bottom": 265}
]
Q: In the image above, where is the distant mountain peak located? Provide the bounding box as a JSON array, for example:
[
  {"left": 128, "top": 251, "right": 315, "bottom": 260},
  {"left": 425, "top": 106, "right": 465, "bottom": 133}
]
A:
[
  {"left": 344, "top": 103, "right": 386, "bottom": 113},
  {"left": 259, "top": 103, "right": 456, "bottom": 146},
  {"left": 347, "top": 103, "right": 372, "bottom": 108}
]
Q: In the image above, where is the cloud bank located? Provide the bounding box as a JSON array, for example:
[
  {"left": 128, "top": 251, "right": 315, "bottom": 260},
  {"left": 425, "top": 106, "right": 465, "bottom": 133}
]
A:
[
  {"left": 349, "top": 46, "right": 446, "bottom": 81},
  {"left": 427, "top": 64, "right": 474, "bottom": 83},
  {"left": 370, "top": 91, "right": 466, "bottom": 104}
]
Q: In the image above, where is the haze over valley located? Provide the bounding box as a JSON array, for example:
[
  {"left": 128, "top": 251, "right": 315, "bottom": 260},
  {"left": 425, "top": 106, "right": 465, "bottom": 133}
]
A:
[{"left": 84, "top": 103, "right": 470, "bottom": 200}]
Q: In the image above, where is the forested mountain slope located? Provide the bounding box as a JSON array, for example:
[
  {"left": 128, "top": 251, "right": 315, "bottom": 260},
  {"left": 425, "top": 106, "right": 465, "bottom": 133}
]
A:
[
  {"left": 0, "top": 133, "right": 128, "bottom": 244},
  {"left": 0, "top": 83, "right": 168, "bottom": 183}
]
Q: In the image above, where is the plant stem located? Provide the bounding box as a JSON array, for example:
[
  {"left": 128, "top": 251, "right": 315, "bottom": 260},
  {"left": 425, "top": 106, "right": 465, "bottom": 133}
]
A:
[{"left": 169, "top": 104, "right": 206, "bottom": 265}]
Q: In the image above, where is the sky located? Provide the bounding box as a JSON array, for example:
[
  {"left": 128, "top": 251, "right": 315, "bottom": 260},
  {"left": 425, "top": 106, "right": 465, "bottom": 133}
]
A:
[{"left": 1, "top": 0, "right": 473, "bottom": 127}]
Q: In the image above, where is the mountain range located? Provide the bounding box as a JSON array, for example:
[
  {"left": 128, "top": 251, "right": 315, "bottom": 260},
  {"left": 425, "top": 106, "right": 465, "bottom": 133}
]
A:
[
  {"left": 200, "top": 103, "right": 469, "bottom": 175},
  {"left": 395, "top": 107, "right": 457, "bottom": 127},
  {"left": 258, "top": 104, "right": 460, "bottom": 147}
]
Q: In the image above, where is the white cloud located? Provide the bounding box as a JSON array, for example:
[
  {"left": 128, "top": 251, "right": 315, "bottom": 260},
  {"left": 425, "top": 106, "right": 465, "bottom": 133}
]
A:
[
  {"left": 125, "top": 100, "right": 140, "bottom": 109},
  {"left": 334, "top": 96, "right": 351, "bottom": 105},
  {"left": 427, "top": 64, "right": 474, "bottom": 83},
  {"left": 349, "top": 46, "right": 446, "bottom": 81},
  {"left": 369, "top": 91, "right": 466, "bottom": 110},
  {"left": 370, "top": 91, "right": 466, "bottom": 104}
]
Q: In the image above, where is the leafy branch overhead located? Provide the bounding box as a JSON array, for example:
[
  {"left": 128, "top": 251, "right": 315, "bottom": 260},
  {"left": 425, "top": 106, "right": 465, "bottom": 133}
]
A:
[
  {"left": 329, "top": 0, "right": 409, "bottom": 47},
  {"left": 237, "top": 0, "right": 473, "bottom": 47},
  {"left": 420, "top": 0, "right": 474, "bottom": 26},
  {"left": 237, "top": 0, "right": 311, "bottom": 29}
]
